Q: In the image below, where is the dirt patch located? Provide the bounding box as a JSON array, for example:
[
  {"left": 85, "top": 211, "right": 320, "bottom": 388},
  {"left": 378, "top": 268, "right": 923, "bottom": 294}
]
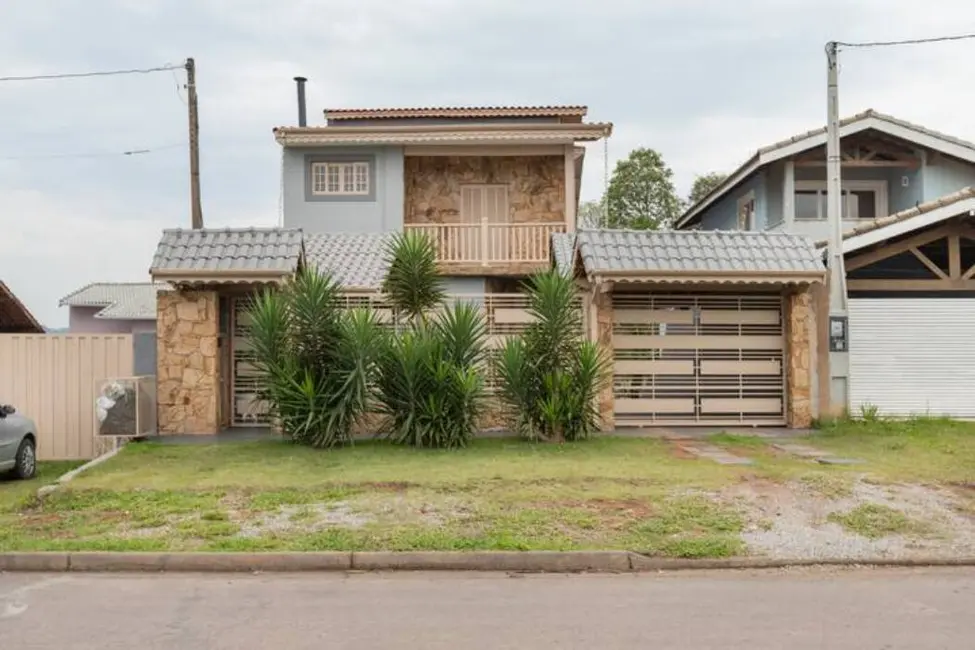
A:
[
  {"left": 725, "top": 477, "right": 975, "bottom": 559},
  {"left": 668, "top": 443, "right": 697, "bottom": 460},
  {"left": 237, "top": 502, "right": 372, "bottom": 538}
]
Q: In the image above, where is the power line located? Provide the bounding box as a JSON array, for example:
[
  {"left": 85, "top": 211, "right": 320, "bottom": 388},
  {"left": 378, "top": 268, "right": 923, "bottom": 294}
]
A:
[
  {"left": 0, "top": 143, "right": 185, "bottom": 161},
  {"left": 837, "top": 33, "right": 975, "bottom": 49},
  {"left": 0, "top": 63, "right": 183, "bottom": 83}
]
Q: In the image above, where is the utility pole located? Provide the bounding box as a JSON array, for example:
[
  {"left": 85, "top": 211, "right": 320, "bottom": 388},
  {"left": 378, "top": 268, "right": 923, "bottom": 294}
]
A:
[
  {"left": 825, "top": 41, "right": 849, "bottom": 414},
  {"left": 186, "top": 57, "right": 203, "bottom": 229}
]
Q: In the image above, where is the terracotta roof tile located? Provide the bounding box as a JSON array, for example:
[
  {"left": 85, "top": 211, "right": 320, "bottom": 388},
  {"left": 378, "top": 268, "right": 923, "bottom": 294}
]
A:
[{"left": 324, "top": 105, "right": 588, "bottom": 121}]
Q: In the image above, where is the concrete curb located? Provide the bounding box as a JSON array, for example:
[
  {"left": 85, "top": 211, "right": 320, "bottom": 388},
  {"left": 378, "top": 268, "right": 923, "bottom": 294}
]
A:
[
  {"left": 4, "top": 551, "right": 975, "bottom": 573},
  {"left": 36, "top": 446, "right": 124, "bottom": 499}
]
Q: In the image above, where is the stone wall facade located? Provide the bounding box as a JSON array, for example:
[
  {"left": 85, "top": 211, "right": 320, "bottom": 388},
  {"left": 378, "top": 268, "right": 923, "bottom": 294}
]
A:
[
  {"left": 404, "top": 155, "right": 565, "bottom": 225},
  {"left": 785, "top": 287, "right": 814, "bottom": 428},
  {"left": 156, "top": 290, "right": 219, "bottom": 434},
  {"left": 593, "top": 290, "right": 615, "bottom": 431}
]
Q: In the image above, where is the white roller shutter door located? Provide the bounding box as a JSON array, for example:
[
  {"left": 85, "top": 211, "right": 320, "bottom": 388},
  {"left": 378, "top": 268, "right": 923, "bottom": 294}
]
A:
[{"left": 849, "top": 298, "right": 975, "bottom": 418}]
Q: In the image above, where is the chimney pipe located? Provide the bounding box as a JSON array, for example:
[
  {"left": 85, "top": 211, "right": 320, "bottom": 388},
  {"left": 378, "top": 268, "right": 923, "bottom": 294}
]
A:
[{"left": 293, "top": 76, "right": 307, "bottom": 127}]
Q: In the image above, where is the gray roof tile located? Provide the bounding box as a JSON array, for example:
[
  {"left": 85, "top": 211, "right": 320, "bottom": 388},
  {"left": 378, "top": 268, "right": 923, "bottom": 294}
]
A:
[
  {"left": 574, "top": 229, "right": 824, "bottom": 276},
  {"left": 150, "top": 228, "right": 304, "bottom": 274},
  {"left": 59, "top": 282, "right": 171, "bottom": 320},
  {"left": 305, "top": 232, "right": 393, "bottom": 289}
]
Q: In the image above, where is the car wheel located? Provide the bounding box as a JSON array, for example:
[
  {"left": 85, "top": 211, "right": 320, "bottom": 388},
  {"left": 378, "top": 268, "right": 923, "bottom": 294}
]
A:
[{"left": 13, "top": 437, "right": 36, "bottom": 480}]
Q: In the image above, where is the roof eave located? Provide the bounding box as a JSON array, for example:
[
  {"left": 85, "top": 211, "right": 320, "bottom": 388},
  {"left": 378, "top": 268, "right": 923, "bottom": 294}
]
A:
[
  {"left": 273, "top": 123, "right": 613, "bottom": 147},
  {"left": 596, "top": 270, "right": 826, "bottom": 285}
]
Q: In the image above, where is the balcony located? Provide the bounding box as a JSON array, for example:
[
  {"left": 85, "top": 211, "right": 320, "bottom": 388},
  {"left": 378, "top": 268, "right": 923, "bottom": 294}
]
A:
[{"left": 403, "top": 223, "right": 566, "bottom": 274}]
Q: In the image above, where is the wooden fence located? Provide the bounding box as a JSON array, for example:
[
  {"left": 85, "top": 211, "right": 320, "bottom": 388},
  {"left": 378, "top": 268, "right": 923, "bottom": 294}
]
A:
[{"left": 0, "top": 334, "right": 134, "bottom": 460}]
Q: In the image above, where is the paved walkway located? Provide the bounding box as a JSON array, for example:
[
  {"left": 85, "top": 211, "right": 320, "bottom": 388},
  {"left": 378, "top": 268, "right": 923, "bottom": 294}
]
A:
[{"left": 2, "top": 568, "right": 973, "bottom": 648}]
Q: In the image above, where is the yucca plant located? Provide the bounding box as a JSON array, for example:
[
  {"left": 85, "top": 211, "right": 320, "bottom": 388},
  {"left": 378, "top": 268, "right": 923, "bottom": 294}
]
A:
[
  {"left": 495, "top": 269, "right": 611, "bottom": 442},
  {"left": 247, "top": 266, "right": 383, "bottom": 448},
  {"left": 382, "top": 230, "right": 446, "bottom": 324},
  {"left": 374, "top": 232, "right": 487, "bottom": 448}
]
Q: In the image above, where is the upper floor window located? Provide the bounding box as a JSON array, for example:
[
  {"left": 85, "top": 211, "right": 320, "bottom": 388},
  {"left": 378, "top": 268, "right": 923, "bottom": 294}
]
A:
[
  {"left": 795, "top": 180, "right": 886, "bottom": 221},
  {"left": 311, "top": 161, "right": 369, "bottom": 196}
]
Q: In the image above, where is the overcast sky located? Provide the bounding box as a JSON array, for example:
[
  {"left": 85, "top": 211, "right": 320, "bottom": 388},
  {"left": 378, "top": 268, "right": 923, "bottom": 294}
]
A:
[{"left": 2, "top": 1, "right": 975, "bottom": 327}]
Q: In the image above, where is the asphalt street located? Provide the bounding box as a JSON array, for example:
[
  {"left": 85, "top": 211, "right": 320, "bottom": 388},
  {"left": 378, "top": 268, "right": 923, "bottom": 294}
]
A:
[{"left": 1, "top": 567, "right": 973, "bottom": 648}]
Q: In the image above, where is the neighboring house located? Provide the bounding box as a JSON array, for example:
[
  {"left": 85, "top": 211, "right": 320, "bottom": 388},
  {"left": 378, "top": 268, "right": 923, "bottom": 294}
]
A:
[
  {"left": 676, "top": 109, "right": 975, "bottom": 238},
  {"left": 828, "top": 188, "right": 975, "bottom": 419},
  {"left": 675, "top": 109, "right": 975, "bottom": 419},
  {"left": 0, "top": 280, "right": 44, "bottom": 334},
  {"left": 59, "top": 283, "right": 169, "bottom": 334},
  {"left": 148, "top": 97, "right": 613, "bottom": 435}
]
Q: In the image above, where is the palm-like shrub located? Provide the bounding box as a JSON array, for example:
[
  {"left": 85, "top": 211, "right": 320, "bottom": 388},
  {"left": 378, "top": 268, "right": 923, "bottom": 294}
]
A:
[
  {"left": 375, "top": 231, "right": 487, "bottom": 448},
  {"left": 495, "top": 270, "right": 610, "bottom": 442},
  {"left": 247, "top": 267, "right": 382, "bottom": 448}
]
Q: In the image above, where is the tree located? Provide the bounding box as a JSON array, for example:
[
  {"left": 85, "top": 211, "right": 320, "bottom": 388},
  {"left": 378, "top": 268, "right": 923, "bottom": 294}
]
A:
[
  {"left": 605, "top": 148, "right": 682, "bottom": 230},
  {"left": 578, "top": 199, "right": 607, "bottom": 228},
  {"left": 687, "top": 172, "right": 728, "bottom": 206}
]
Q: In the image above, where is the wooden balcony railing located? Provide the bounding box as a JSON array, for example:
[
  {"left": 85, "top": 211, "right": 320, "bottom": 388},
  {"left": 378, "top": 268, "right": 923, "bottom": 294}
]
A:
[{"left": 403, "top": 223, "right": 566, "bottom": 265}]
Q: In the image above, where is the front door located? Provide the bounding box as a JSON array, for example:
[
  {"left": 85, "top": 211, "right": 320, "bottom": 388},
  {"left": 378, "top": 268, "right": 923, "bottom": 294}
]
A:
[{"left": 461, "top": 184, "right": 509, "bottom": 262}]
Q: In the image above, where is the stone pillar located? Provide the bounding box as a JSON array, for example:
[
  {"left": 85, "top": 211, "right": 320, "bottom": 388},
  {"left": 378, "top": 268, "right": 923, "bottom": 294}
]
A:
[
  {"left": 156, "top": 289, "right": 219, "bottom": 434},
  {"left": 594, "top": 289, "right": 615, "bottom": 431},
  {"left": 785, "top": 287, "right": 814, "bottom": 428}
]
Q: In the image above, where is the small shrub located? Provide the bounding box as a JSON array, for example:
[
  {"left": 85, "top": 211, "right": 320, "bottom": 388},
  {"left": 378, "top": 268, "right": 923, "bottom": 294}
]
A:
[
  {"left": 859, "top": 403, "right": 882, "bottom": 422},
  {"left": 247, "top": 267, "right": 384, "bottom": 449},
  {"left": 496, "top": 270, "right": 611, "bottom": 442}
]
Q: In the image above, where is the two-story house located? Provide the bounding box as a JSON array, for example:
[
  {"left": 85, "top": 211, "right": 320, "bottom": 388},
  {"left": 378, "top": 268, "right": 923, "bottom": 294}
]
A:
[
  {"left": 676, "top": 110, "right": 975, "bottom": 419},
  {"left": 148, "top": 85, "right": 613, "bottom": 434},
  {"left": 275, "top": 84, "right": 611, "bottom": 294}
]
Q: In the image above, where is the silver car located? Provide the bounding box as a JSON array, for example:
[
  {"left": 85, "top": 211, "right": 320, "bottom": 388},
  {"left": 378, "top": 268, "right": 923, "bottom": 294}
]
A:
[{"left": 0, "top": 404, "right": 37, "bottom": 480}]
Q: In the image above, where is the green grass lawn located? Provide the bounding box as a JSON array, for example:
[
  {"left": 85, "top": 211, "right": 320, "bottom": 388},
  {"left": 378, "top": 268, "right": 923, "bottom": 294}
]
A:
[{"left": 1, "top": 418, "right": 972, "bottom": 557}]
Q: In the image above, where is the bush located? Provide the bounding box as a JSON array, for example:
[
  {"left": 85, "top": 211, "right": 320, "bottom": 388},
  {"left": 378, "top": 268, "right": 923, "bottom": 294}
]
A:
[
  {"left": 495, "top": 270, "right": 610, "bottom": 442},
  {"left": 375, "top": 302, "right": 488, "bottom": 448},
  {"left": 374, "top": 231, "right": 488, "bottom": 448},
  {"left": 247, "top": 267, "right": 383, "bottom": 448}
]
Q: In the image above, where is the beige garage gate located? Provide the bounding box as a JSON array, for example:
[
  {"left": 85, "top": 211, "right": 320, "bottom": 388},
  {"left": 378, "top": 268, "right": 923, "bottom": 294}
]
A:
[{"left": 611, "top": 292, "right": 786, "bottom": 426}]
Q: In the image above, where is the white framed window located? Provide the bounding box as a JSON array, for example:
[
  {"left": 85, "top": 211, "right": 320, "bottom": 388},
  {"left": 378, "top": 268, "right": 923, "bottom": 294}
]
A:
[
  {"left": 794, "top": 180, "right": 887, "bottom": 221},
  {"left": 311, "top": 161, "right": 370, "bottom": 196},
  {"left": 736, "top": 191, "right": 756, "bottom": 230}
]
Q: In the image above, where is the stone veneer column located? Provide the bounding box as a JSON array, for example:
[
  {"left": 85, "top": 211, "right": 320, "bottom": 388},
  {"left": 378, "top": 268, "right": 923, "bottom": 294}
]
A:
[
  {"left": 594, "top": 289, "right": 615, "bottom": 431},
  {"left": 786, "top": 288, "right": 814, "bottom": 428},
  {"left": 156, "top": 289, "right": 219, "bottom": 434}
]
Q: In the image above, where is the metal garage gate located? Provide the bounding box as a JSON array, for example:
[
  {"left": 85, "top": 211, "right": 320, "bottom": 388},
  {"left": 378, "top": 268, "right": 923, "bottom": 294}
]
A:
[
  {"left": 231, "top": 296, "right": 271, "bottom": 427},
  {"left": 612, "top": 293, "right": 786, "bottom": 426}
]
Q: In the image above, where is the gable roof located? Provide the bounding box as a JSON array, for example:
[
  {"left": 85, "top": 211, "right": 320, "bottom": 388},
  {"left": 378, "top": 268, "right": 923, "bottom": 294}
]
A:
[
  {"left": 59, "top": 282, "right": 170, "bottom": 321},
  {"left": 324, "top": 105, "right": 588, "bottom": 122},
  {"left": 570, "top": 229, "right": 824, "bottom": 284},
  {"left": 677, "top": 109, "right": 975, "bottom": 228},
  {"left": 305, "top": 232, "right": 393, "bottom": 290},
  {"left": 815, "top": 186, "right": 975, "bottom": 254},
  {"left": 0, "top": 280, "right": 44, "bottom": 333},
  {"left": 150, "top": 228, "right": 304, "bottom": 283}
]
